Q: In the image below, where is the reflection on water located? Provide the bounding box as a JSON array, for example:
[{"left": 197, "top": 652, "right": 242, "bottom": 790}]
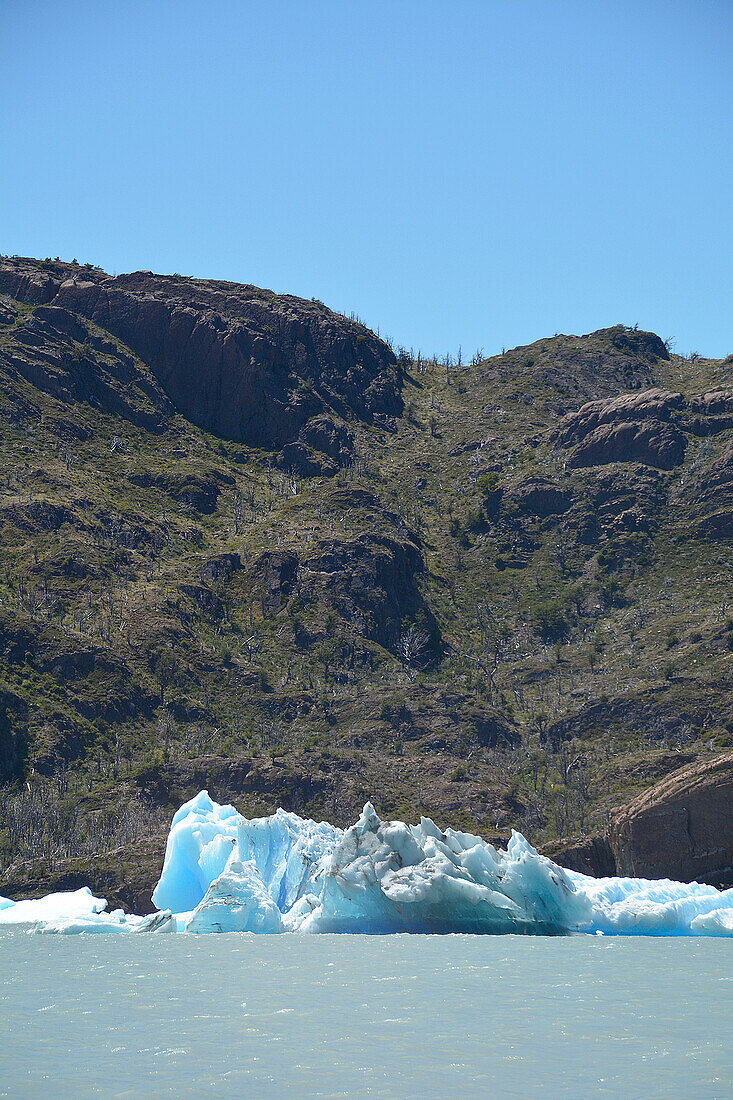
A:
[{"left": 1, "top": 931, "right": 731, "bottom": 1098}]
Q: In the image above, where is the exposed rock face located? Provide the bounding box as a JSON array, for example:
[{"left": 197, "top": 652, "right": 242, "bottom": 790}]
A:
[
  {"left": 512, "top": 476, "right": 571, "bottom": 516},
  {"left": 556, "top": 387, "right": 733, "bottom": 470},
  {"left": 602, "top": 326, "right": 669, "bottom": 363},
  {"left": 566, "top": 418, "right": 686, "bottom": 469},
  {"left": 682, "top": 389, "right": 733, "bottom": 436},
  {"left": 685, "top": 439, "right": 733, "bottom": 538},
  {"left": 543, "top": 835, "right": 616, "bottom": 878},
  {"left": 299, "top": 414, "right": 354, "bottom": 463},
  {"left": 558, "top": 390, "right": 686, "bottom": 445},
  {"left": 128, "top": 467, "right": 234, "bottom": 514},
  {"left": 304, "top": 534, "right": 437, "bottom": 653},
  {"left": 247, "top": 551, "right": 299, "bottom": 616},
  {"left": 608, "top": 752, "right": 733, "bottom": 886},
  {"left": 0, "top": 687, "right": 28, "bottom": 782},
  {"left": 196, "top": 553, "right": 242, "bottom": 588},
  {"left": 277, "top": 415, "right": 354, "bottom": 477},
  {"left": 556, "top": 389, "right": 687, "bottom": 469},
  {"left": 0, "top": 299, "right": 171, "bottom": 431},
  {"left": 277, "top": 414, "right": 355, "bottom": 477},
  {"left": 562, "top": 465, "right": 664, "bottom": 544},
  {"left": 0, "top": 257, "right": 401, "bottom": 449}
]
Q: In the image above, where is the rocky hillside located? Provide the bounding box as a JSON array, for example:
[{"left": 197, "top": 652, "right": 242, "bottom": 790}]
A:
[{"left": 1, "top": 255, "right": 731, "bottom": 906}]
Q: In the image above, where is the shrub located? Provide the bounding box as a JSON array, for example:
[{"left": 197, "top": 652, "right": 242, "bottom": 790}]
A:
[
  {"left": 532, "top": 599, "right": 569, "bottom": 641},
  {"left": 477, "top": 472, "right": 502, "bottom": 517}
]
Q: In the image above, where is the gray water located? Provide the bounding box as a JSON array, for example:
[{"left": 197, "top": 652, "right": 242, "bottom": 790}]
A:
[{"left": 1, "top": 930, "right": 731, "bottom": 1099}]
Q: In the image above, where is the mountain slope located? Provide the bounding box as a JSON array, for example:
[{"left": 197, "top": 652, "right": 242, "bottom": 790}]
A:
[{"left": 0, "top": 255, "right": 731, "bottom": 902}]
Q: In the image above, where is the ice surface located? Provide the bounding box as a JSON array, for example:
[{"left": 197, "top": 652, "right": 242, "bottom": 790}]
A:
[
  {"left": 36, "top": 909, "right": 139, "bottom": 934},
  {"left": 0, "top": 887, "right": 107, "bottom": 926},
  {"left": 151, "top": 790, "right": 239, "bottom": 913},
  {"left": 185, "top": 860, "right": 283, "bottom": 934},
  {"left": 690, "top": 906, "right": 733, "bottom": 936},
  {"left": 565, "top": 870, "right": 733, "bottom": 936},
  {"left": 237, "top": 807, "right": 342, "bottom": 913},
  {"left": 290, "top": 803, "right": 593, "bottom": 934},
  {"left": 8, "top": 791, "right": 733, "bottom": 937}
]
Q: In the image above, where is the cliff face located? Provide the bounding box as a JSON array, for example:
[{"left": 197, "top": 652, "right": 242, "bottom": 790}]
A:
[
  {"left": 608, "top": 753, "right": 733, "bottom": 887},
  {"left": 0, "top": 257, "right": 401, "bottom": 449}
]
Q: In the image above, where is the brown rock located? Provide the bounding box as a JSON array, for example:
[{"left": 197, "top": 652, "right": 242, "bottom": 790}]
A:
[
  {"left": 685, "top": 440, "right": 733, "bottom": 538},
  {"left": 556, "top": 387, "right": 733, "bottom": 467},
  {"left": 299, "top": 414, "right": 354, "bottom": 463},
  {"left": 608, "top": 751, "right": 733, "bottom": 886},
  {"left": 679, "top": 390, "right": 733, "bottom": 436},
  {"left": 512, "top": 476, "right": 571, "bottom": 516},
  {"left": 543, "top": 834, "right": 616, "bottom": 878},
  {"left": 556, "top": 388, "right": 685, "bottom": 446},
  {"left": 196, "top": 553, "right": 242, "bottom": 587},
  {"left": 555, "top": 388, "right": 688, "bottom": 468},
  {"left": 248, "top": 550, "right": 299, "bottom": 616},
  {"left": 566, "top": 417, "right": 686, "bottom": 469},
  {"left": 276, "top": 441, "right": 338, "bottom": 478},
  {"left": 0, "top": 258, "right": 401, "bottom": 449},
  {"left": 304, "top": 533, "right": 439, "bottom": 654},
  {"left": 0, "top": 301, "right": 171, "bottom": 431}
]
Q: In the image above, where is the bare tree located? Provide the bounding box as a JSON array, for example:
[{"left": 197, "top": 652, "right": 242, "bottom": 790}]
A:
[{"left": 399, "top": 625, "right": 430, "bottom": 679}]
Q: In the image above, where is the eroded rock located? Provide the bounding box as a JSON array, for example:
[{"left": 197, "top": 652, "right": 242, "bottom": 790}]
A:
[
  {"left": 0, "top": 259, "right": 401, "bottom": 449},
  {"left": 608, "top": 751, "right": 733, "bottom": 886},
  {"left": 566, "top": 418, "right": 686, "bottom": 469},
  {"left": 512, "top": 476, "right": 572, "bottom": 517}
]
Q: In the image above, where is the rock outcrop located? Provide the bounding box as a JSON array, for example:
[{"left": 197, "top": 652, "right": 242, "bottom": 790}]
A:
[
  {"left": 608, "top": 752, "right": 733, "bottom": 886},
  {"left": 277, "top": 414, "right": 355, "bottom": 477},
  {"left": 563, "top": 464, "right": 664, "bottom": 544},
  {"left": 566, "top": 418, "right": 686, "bottom": 470},
  {"left": 685, "top": 439, "right": 733, "bottom": 539},
  {"left": 0, "top": 298, "right": 171, "bottom": 432},
  {"left": 0, "top": 257, "right": 401, "bottom": 449},
  {"left": 556, "top": 386, "right": 733, "bottom": 470},
  {"left": 556, "top": 389, "right": 687, "bottom": 469},
  {"left": 303, "top": 533, "right": 438, "bottom": 654},
  {"left": 511, "top": 476, "right": 572, "bottom": 517},
  {"left": 543, "top": 834, "right": 617, "bottom": 879}
]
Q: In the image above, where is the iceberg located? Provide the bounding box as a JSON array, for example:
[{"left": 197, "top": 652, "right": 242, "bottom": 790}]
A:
[
  {"left": 3, "top": 792, "right": 731, "bottom": 937},
  {"left": 0, "top": 886, "right": 107, "bottom": 926}
]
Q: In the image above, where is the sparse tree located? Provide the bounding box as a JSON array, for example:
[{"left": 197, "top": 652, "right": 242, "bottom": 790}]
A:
[{"left": 399, "top": 625, "right": 430, "bottom": 679}]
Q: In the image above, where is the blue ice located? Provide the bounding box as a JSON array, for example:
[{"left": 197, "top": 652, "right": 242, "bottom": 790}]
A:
[{"left": 2, "top": 791, "right": 731, "bottom": 936}]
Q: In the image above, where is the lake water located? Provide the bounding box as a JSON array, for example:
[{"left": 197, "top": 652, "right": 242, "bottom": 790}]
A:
[{"left": 1, "top": 930, "right": 731, "bottom": 1098}]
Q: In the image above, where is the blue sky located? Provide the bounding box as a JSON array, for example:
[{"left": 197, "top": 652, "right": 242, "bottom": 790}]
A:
[{"left": 2, "top": 0, "right": 731, "bottom": 358}]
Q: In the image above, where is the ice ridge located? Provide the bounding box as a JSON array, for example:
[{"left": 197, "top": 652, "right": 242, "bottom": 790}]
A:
[{"left": 1, "top": 791, "right": 731, "bottom": 937}]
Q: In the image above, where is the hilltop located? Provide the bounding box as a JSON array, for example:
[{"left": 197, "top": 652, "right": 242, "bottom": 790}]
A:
[{"left": 1, "top": 255, "right": 731, "bottom": 909}]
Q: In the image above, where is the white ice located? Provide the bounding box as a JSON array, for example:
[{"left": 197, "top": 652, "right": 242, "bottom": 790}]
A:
[
  {"left": 5, "top": 792, "right": 732, "bottom": 937},
  {"left": 185, "top": 860, "right": 284, "bottom": 934},
  {"left": 0, "top": 886, "right": 107, "bottom": 926}
]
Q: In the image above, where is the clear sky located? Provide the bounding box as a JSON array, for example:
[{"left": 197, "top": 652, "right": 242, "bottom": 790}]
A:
[{"left": 2, "top": 0, "right": 731, "bottom": 358}]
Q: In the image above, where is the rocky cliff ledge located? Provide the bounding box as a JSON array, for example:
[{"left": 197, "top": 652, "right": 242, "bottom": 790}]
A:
[
  {"left": 608, "top": 752, "right": 733, "bottom": 887},
  {"left": 0, "top": 257, "right": 402, "bottom": 450}
]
